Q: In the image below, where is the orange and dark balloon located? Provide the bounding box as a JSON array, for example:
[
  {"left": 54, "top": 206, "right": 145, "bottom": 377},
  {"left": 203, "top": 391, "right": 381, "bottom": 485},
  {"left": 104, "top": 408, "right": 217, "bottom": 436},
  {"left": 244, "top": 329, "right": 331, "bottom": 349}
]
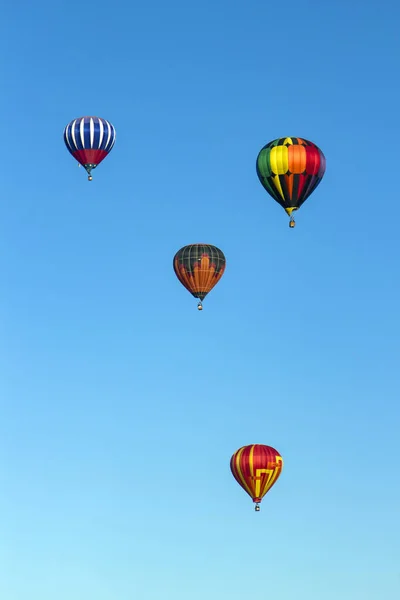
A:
[
  {"left": 173, "top": 244, "right": 226, "bottom": 310},
  {"left": 230, "top": 444, "right": 283, "bottom": 511}
]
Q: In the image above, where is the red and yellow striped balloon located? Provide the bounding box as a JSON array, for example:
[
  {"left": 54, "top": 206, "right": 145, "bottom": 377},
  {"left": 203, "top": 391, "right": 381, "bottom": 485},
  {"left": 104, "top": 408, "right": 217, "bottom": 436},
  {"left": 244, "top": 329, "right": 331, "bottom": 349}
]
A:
[{"left": 230, "top": 444, "right": 283, "bottom": 511}]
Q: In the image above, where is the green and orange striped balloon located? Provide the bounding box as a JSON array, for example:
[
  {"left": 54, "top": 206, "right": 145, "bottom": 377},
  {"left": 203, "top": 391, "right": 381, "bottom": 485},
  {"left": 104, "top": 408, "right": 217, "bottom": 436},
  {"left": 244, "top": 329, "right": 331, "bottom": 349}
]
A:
[
  {"left": 256, "top": 137, "right": 326, "bottom": 226},
  {"left": 230, "top": 444, "right": 283, "bottom": 511}
]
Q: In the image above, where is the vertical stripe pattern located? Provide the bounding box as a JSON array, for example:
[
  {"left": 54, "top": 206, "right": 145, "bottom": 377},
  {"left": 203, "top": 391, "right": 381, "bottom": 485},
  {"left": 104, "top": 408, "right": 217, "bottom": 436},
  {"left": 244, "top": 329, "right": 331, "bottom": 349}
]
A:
[
  {"left": 63, "top": 116, "right": 116, "bottom": 172},
  {"left": 230, "top": 444, "right": 283, "bottom": 504},
  {"left": 64, "top": 116, "right": 116, "bottom": 153},
  {"left": 256, "top": 137, "right": 326, "bottom": 213}
]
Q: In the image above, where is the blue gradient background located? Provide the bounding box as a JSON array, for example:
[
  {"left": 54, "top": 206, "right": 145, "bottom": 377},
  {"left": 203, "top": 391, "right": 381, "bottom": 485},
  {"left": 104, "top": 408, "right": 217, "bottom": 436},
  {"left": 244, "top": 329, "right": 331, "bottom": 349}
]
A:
[{"left": 1, "top": 1, "right": 399, "bottom": 598}]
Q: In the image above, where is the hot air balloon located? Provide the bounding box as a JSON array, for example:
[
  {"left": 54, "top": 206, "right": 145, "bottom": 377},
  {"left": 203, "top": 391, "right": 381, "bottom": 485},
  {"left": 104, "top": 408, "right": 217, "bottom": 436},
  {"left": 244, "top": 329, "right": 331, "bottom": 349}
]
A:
[
  {"left": 256, "top": 137, "right": 326, "bottom": 228},
  {"left": 173, "top": 244, "right": 226, "bottom": 310},
  {"left": 64, "top": 116, "right": 116, "bottom": 181},
  {"left": 230, "top": 444, "right": 283, "bottom": 511}
]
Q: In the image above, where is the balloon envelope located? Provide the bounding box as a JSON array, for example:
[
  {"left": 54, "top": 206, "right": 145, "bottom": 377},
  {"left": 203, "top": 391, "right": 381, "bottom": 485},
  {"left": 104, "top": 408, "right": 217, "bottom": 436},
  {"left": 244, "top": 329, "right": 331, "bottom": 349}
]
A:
[
  {"left": 230, "top": 444, "right": 283, "bottom": 505},
  {"left": 64, "top": 116, "right": 116, "bottom": 178},
  {"left": 256, "top": 137, "right": 326, "bottom": 217},
  {"left": 173, "top": 244, "right": 226, "bottom": 303}
]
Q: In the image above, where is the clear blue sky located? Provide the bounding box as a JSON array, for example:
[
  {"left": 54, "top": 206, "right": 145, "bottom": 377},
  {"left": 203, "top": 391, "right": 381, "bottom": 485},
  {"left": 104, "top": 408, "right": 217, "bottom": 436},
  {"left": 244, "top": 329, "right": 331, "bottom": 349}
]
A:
[{"left": 1, "top": 1, "right": 399, "bottom": 598}]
